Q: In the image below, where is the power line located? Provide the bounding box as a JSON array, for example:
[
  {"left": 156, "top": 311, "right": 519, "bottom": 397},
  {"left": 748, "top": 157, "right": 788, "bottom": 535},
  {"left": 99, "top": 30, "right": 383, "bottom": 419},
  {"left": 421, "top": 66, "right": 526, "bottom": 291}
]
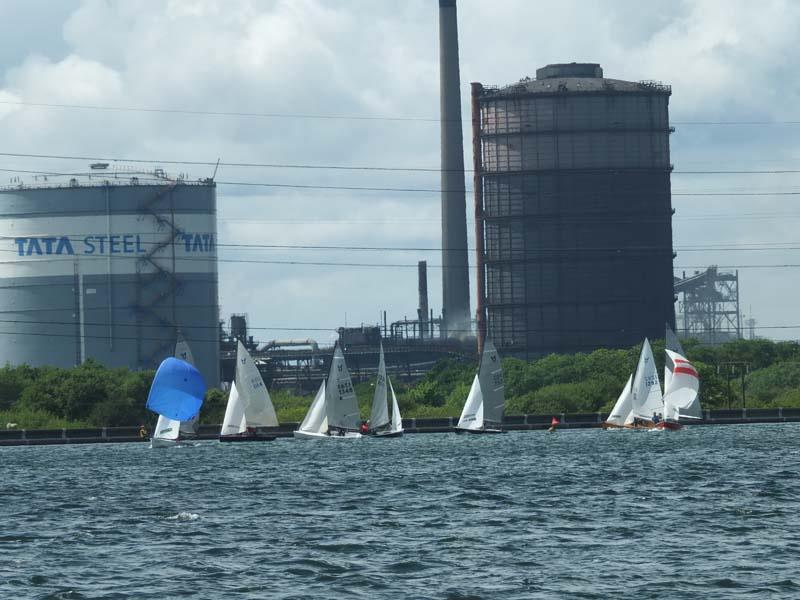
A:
[
  {"left": 3, "top": 167, "right": 800, "bottom": 197},
  {"left": 5, "top": 150, "right": 800, "bottom": 176},
  {"left": 2, "top": 99, "right": 799, "bottom": 127}
]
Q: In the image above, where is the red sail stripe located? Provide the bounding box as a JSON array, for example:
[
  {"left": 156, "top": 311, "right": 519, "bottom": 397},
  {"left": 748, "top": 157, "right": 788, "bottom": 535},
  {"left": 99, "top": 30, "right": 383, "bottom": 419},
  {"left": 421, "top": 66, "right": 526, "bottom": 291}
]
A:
[
  {"left": 674, "top": 358, "right": 691, "bottom": 364},
  {"left": 673, "top": 366, "right": 698, "bottom": 378}
]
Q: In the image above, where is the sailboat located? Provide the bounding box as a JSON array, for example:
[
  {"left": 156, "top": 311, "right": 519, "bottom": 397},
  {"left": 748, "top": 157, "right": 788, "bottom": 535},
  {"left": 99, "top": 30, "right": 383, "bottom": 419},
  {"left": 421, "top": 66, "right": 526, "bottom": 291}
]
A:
[
  {"left": 146, "top": 357, "right": 206, "bottom": 448},
  {"left": 455, "top": 339, "right": 505, "bottom": 434},
  {"left": 294, "top": 344, "right": 363, "bottom": 439},
  {"left": 219, "top": 340, "right": 279, "bottom": 442},
  {"left": 369, "top": 343, "right": 404, "bottom": 438},
  {"left": 628, "top": 338, "right": 664, "bottom": 427},
  {"left": 657, "top": 349, "right": 702, "bottom": 430},
  {"left": 150, "top": 335, "right": 202, "bottom": 448}
]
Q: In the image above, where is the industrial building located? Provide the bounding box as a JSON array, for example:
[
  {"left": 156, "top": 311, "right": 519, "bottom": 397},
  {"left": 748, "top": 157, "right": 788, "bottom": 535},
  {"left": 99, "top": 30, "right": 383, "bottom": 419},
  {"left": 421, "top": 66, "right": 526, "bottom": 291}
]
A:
[
  {"left": 0, "top": 167, "right": 220, "bottom": 385},
  {"left": 472, "top": 63, "right": 676, "bottom": 357}
]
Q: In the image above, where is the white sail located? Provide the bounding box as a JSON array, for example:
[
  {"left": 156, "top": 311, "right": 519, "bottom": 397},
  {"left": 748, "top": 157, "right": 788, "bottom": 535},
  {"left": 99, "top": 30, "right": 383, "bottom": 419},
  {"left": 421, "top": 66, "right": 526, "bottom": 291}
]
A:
[
  {"left": 325, "top": 345, "right": 361, "bottom": 431},
  {"left": 606, "top": 375, "right": 633, "bottom": 426},
  {"left": 664, "top": 324, "right": 685, "bottom": 392},
  {"left": 220, "top": 382, "right": 247, "bottom": 436},
  {"left": 662, "top": 349, "right": 702, "bottom": 419},
  {"left": 478, "top": 339, "right": 505, "bottom": 427},
  {"left": 299, "top": 381, "right": 328, "bottom": 434},
  {"left": 631, "top": 338, "right": 663, "bottom": 420},
  {"left": 389, "top": 379, "right": 403, "bottom": 433},
  {"left": 235, "top": 340, "right": 279, "bottom": 428},
  {"left": 174, "top": 333, "right": 199, "bottom": 435},
  {"left": 153, "top": 414, "right": 180, "bottom": 441},
  {"left": 369, "top": 343, "right": 390, "bottom": 430},
  {"left": 457, "top": 374, "right": 484, "bottom": 430},
  {"left": 174, "top": 332, "right": 196, "bottom": 366}
]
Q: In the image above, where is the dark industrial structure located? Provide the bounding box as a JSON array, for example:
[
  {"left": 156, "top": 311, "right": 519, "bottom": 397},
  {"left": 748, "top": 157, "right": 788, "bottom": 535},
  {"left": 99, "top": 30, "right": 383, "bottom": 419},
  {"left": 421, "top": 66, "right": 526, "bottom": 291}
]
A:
[
  {"left": 472, "top": 63, "right": 676, "bottom": 357},
  {"left": 438, "top": 0, "right": 471, "bottom": 338},
  {"left": 675, "top": 267, "right": 741, "bottom": 344}
]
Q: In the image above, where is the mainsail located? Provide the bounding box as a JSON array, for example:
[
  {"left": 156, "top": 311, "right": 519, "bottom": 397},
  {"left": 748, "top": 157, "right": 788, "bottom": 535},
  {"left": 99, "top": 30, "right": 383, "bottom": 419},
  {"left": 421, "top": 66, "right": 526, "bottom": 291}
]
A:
[
  {"left": 174, "top": 333, "right": 199, "bottom": 435},
  {"left": 369, "top": 343, "right": 391, "bottom": 430},
  {"left": 325, "top": 345, "right": 361, "bottom": 431},
  {"left": 235, "top": 340, "right": 279, "bottom": 428},
  {"left": 153, "top": 415, "right": 181, "bottom": 442},
  {"left": 298, "top": 381, "right": 328, "bottom": 435},
  {"left": 479, "top": 340, "right": 505, "bottom": 427},
  {"left": 664, "top": 324, "right": 686, "bottom": 391},
  {"left": 220, "top": 382, "right": 247, "bottom": 436},
  {"left": 630, "top": 338, "right": 663, "bottom": 420},
  {"left": 662, "top": 349, "right": 702, "bottom": 419}
]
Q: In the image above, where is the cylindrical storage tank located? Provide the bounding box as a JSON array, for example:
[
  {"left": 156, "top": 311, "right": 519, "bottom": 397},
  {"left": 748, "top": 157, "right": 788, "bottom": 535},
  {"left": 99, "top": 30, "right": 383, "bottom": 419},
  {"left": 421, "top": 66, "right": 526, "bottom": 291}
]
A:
[
  {"left": 0, "top": 173, "right": 219, "bottom": 385},
  {"left": 474, "top": 64, "right": 675, "bottom": 357}
]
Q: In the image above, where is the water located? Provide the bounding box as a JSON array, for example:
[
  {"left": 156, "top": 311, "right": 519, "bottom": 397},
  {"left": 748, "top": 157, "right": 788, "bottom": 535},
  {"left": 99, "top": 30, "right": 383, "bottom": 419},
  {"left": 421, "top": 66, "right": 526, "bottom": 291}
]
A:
[{"left": 2, "top": 424, "right": 800, "bottom": 599}]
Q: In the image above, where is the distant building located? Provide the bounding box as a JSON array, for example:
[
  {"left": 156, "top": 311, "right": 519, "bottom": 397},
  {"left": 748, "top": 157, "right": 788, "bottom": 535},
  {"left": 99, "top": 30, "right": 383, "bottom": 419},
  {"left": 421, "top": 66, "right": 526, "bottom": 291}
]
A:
[
  {"left": 0, "top": 169, "right": 220, "bottom": 384},
  {"left": 472, "top": 63, "right": 675, "bottom": 357}
]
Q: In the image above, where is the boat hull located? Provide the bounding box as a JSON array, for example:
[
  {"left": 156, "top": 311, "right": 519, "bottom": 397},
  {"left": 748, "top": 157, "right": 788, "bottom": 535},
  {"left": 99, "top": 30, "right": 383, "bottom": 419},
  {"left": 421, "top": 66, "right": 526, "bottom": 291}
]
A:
[
  {"left": 150, "top": 438, "right": 195, "bottom": 448},
  {"left": 293, "top": 430, "right": 363, "bottom": 440},
  {"left": 219, "top": 434, "right": 276, "bottom": 443},
  {"left": 372, "top": 430, "right": 404, "bottom": 438},
  {"left": 655, "top": 421, "right": 683, "bottom": 431},
  {"left": 454, "top": 427, "right": 505, "bottom": 435}
]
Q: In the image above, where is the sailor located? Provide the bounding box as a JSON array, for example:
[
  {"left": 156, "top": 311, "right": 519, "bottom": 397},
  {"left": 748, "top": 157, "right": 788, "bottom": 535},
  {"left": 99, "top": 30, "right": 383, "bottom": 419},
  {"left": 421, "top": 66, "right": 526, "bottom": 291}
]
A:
[
  {"left": 359, "top": 420, "right": 370, "bottom": 435},
  {"left": 138, "top": 424, "right": 148, "bottom": 439},
  {"left": 652, "top": 412, "right": 660, "bottom": 424},
  {"left": 548, "top": 416, "right": 559, "bottom": 432}
]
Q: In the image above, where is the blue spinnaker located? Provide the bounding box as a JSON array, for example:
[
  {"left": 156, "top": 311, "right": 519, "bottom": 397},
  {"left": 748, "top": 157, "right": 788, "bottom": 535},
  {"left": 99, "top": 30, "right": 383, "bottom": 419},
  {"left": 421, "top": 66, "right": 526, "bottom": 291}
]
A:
[{"left": 146, "top": 357, "right": 206, "bottom": 421}]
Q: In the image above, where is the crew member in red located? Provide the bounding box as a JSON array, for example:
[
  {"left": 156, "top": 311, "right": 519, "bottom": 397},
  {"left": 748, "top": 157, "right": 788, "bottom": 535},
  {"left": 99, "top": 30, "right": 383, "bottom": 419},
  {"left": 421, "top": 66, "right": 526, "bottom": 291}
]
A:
[
  {"left": 359, "top": 420, "right": 370, "bottom": 435},
  {"left": 548, "top": 416, "right": 559, "bottom": 432}
]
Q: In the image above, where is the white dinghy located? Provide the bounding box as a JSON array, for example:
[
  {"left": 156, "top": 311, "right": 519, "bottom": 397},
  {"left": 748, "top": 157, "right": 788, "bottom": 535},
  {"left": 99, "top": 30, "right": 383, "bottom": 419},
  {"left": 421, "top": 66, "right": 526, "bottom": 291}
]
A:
[
  {"left": 295, "top": 344, "right": 363, "bottom": 439},
  {"left": 629, "top": 338, "right": 664, "bottom": 428},
  {"left": 150, "top": 333, "right": 200, "bottom": 448},
  {"left": 657, "top": 349, "right": 702, "bottom": 431},
  {"left": 369, "top": 343, "right": 404, "bottom": 438},
  {"left": 219, "top": 340, "right": 279, "bottom": 442},
  {"left": 455, "top": 339, "right": 505, "bottom": 434}
]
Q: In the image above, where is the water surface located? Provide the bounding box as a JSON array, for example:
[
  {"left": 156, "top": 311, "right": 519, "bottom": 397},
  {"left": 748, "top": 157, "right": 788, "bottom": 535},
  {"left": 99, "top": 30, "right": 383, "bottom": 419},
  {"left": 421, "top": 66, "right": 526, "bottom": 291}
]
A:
[{"left": 2, "top": 424, "right": 800, "bottom": 598}]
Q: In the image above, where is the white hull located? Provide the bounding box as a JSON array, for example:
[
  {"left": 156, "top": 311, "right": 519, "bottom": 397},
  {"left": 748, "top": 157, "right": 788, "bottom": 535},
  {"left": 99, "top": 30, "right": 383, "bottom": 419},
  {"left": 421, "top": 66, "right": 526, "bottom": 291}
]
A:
[
  {"left": 150, "top": 437, "right": 194, "bottom": 449},
  {"left": 293, "top": 430, "right": 362, "bottom": 440}
]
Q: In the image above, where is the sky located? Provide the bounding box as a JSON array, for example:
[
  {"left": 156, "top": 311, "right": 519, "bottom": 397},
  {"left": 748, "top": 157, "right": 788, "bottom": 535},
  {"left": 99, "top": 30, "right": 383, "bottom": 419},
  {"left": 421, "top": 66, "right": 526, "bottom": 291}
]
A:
[{"left": 0, "top": 0, "right": 799, "bottom": 345}]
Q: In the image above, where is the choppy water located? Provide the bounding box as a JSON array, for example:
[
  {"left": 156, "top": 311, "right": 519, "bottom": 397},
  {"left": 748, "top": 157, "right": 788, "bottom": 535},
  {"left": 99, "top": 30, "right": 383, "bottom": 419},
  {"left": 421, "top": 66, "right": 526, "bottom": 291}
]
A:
[{"left": 2, "top": 424, "right": 800, "bottom": 599}]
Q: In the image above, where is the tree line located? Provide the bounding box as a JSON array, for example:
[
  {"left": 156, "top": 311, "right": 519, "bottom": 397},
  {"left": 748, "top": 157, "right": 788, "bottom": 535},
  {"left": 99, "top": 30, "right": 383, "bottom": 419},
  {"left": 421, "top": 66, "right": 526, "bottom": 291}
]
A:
[{"left": 2, "top": 338, "right": 800, "bottom": 428}]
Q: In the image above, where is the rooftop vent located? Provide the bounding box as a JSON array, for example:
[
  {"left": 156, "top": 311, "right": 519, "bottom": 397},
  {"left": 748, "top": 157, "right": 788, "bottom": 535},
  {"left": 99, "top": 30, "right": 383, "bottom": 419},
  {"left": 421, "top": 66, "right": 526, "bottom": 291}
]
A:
[{"left": 536, "top": 63, "right": 603, "bottom": 80}]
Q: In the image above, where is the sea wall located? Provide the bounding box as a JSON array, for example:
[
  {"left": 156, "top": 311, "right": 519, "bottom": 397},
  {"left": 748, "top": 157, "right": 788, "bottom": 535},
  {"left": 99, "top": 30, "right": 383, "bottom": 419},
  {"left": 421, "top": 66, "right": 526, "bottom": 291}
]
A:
[{"left": 2, "top": 408, "right": 800, "bottom": 446}]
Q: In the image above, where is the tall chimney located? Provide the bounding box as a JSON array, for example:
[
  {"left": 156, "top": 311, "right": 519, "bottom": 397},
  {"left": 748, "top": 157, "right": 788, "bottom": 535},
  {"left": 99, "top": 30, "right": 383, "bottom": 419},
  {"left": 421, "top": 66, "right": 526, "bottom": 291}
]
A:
[
  {"left": 438, "top": 0, "right": 470, "bottom": 338},
  {"left": 417, "top": 260, "right": 429, "bottom": 339}
]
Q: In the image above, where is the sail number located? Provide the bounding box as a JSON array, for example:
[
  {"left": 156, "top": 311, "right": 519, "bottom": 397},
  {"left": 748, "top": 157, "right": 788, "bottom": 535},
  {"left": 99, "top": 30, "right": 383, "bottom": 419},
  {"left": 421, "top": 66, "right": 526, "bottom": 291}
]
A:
[
  {"left": 250, "top": 377, "right": 265, "bottom": 390},
  {"left": 493, "top": 371, "right": 504, "bottom": 387},
  {"left": 338, "top": 381, "right": 354, "bottom": 396}
]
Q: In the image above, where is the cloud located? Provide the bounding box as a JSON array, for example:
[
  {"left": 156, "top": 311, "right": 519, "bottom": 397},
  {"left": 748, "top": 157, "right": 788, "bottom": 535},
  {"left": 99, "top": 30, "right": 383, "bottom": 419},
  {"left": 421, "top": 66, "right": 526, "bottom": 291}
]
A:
[{"left": 0, "top": 0, "right": 798, "bottom": 342}]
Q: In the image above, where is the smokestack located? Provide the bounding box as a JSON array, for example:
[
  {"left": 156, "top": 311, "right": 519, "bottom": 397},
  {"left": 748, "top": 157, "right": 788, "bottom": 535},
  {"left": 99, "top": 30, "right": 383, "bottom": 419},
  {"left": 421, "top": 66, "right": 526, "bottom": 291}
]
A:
[
  {"left": 439, "top": 0, "right": 470, "bottom": 338},
  {"left": 417, "top": 260, "right": 429, "bottom": 339}
]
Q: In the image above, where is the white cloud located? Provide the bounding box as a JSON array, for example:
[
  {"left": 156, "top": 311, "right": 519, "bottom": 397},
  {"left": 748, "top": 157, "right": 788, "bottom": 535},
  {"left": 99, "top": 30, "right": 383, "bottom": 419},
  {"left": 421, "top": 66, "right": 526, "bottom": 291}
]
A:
[{"left": 0, "top": 0, "right": 798, "bottom": 341}]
